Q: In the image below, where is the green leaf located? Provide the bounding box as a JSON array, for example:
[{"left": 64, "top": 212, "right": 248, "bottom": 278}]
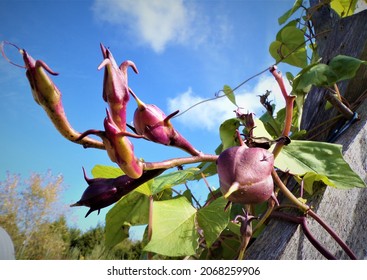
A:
[
  {"left": 197, "top": 197, "right": 230, "bottom": 247},
  {"left": 275, "top": 140, "right": 366, "bottom": 191},
  {"left": 227, "top": 221, "right": 240, "bottom": 236},
  {"left": 328, "top": 55, "right": 367, "bottom": 82},
  {"left": 292, "top": 59, "right": 321, "bottom": 92},
  {"left": 182, "top": 189, "right": 193, "bottom": 204},
  {"left": 105, "top": 189, "right": 150, "bottom": 248},
  {"left": 144, "top": 196, "right": 199, "bottom": 257},
  {"left": 269, "top": 26, "right": 307, "bottom": 68},
  {"left": 198, "top": 229, "right": 240, "bottom": 260},
  {"left": 91, "top": 164, "right": 123, "bottom": 178},
  {"left": 259, "top": 112, "right": 282, "bottom": 138},
  {"left": 134, "top": 180, "right": 154, "bottom": 196},
  {"left": 325, "top": 100, "right": 334, "bottom": 110},
  {"left": 278, "top": 0, "right": 303, "bottom": 24},
  {"left": 150, "top": 168, "right": 200, "bottom": 195},
  {"left": 219, "top": 118, "right": 240, "bottom": 151},
  {"left": 223, "top": 85, "right": 237, "bottom": 106},
  {"left": 331, "top": 0, "right": 358, "bottom": 17},
  {"left": 196, "top": 161, "right": 218, "bottom": 178},
  {"left": 294, "top": 55, "right": 367, "bottom": 90},
  {"left": 285, "top": 71, "right": 295, "bottom": 85},
  {"left": 298, "top": 172, "right": 335, "bottom": 195},
  {"left": 253, "top": 118, "right": 275, "bottom": 139},
  {"left": 295, "top": 63, "right": 336, "bottom": 89}
]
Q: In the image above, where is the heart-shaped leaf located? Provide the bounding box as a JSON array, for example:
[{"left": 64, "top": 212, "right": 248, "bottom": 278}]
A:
[{"left": 144, "top": 196, "right": 199, "bottom": 256}]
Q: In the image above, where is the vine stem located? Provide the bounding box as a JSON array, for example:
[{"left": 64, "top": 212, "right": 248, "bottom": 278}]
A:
[
  {"left": 147, "top": 195, "right": 154, "bottom": 260},
  {"left": 266, "top": 64, "right": 358, "bottom": 259},
  {"left": 269, "top": 66, "right": 295, "bottom": 158},
  {"left": 307, "top": 209, "right": 357, "bottom": 260},
  {"left": 143, "top": 154, "right": 218, "bottom": 170},
  {"left": 272, "top": 169, "right": 309, "bottom": 213},
  {"left": 270, "top": 212, "right": 337, "bottom": 260},
  {"left": 271, "top": 170, "right": 357, "bottom": 259}
]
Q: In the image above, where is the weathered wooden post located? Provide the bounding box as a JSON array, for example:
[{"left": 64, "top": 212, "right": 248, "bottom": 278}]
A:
[{"left": 245, "top": 2, "right": 367, "bottom": 259}]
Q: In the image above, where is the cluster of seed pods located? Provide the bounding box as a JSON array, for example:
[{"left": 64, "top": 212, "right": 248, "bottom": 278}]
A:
[
  {"left": 2, "top": 41, "right": 277, "bottom": 216},
  {"left": 1, "top": 41, "right": 201, "bottom": 216}
]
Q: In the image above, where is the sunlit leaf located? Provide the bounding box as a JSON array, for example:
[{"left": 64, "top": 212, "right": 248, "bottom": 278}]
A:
[
  {"left": 269, "top": 26, "right": 307, "bottom": 68},
  {"left": 259, "top": 112, "right": 282, "bottom": 138},
  {"left": 275, "top": 140, "right": 366, "bottom": 191},
  {"left": 223, "top": 85, "right": 237, "bottom": 106},
  {"left": 278, "top": 0, "right": 303, "bottom": 24},
  {"left": 134, "top": 180, "right": 154, "bottom": 196},
  {"left": 144, "top": 196, "right": 199, "bottom": 256},
  {"left": 295, "top": 63, "right": 335, "bottom": 88},
  {"left": 331, "top": 0, "right": 357, "bottom": 17},
  {"left": 197, "top": 197, "right": 230, "bottom": 247},
  {"left": 91, "top": 164, "right": 123, "bottom": 178},
  {"left": 227, "top": 221, "right": 241, "bottom": 236},
  {"left": 297, "top": 171, "right": 335, "bottom": 194},
  {"left": 105, "top": 189, "right": 149, "bottom": 248},
  {"left": 219, "top": 118, "right": 240, "bottom": 151},
  {"left": 150, "top": 168, "right": 200, "bottom": 195}
]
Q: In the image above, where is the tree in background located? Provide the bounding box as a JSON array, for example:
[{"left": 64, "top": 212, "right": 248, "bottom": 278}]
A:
[
  {"left": 0, "top": 171, "right": 143, "bottom": 260},
  {"left": 0, "top": 171, "right": 68, "bottom": 259}
]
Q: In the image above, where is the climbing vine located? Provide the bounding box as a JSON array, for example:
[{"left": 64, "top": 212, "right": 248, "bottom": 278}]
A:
[{"left": 1, "top": 0, "right": 366, "bottom": 259}]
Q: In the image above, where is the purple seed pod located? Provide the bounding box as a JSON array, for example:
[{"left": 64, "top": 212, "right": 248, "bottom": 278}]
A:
[
  {"left": 5, "top": 44, "right": 104, "bottom": 149},
  {"left": 217, "top": 146, "right": 274, "bottom": 204},
  {"left": 77, "top": 109, "right": 144, "bottom": 179},
  {"left": 131, "top": 90, "right": 201, "bottom": 156},
  {"left": 71, "top": 168, "right": 165, "bottom": 217},
  {"left": 99, "top": 43, "right": 138, "bottom": 131}
]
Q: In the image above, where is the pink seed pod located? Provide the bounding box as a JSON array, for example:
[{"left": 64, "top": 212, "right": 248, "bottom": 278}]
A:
[
  {"left": 217, "top": 146, "right": 274, "bottom": 204},
  {"left": 77, "top": 109, "right": 144, "bottom": 179},
  {"left": 131, "top": 90, "right": 201, "bottom": 156},
  {"left": 99, "top": 43, "right": 138, "bottom": 131},
  {"left": 0, "top": 41, "right": 104, "bottom": 149}
]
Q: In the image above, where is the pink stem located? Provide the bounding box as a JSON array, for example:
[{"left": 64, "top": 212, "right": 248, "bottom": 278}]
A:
[{"left": 269, "top": 66, "right": 295, "bottom": 157}]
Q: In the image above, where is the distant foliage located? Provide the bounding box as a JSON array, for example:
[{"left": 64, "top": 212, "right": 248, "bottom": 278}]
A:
[{"left": 0, "top": 172, "right": 142, "bottom": 260}]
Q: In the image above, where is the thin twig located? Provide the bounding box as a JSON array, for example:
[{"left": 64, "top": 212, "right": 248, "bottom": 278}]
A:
[{"left": 184, "top": 182, "right": 202, "bottom": 208}]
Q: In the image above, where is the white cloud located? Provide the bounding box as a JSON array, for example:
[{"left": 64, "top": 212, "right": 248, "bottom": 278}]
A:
[
  {"left": 168, "top": 75, "right": 291, "bottom": 132},
  {"left": 92, "top": 0, "right": 231, "bottom": 53}
]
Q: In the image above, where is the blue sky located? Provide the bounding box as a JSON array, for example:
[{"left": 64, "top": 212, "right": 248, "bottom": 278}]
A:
[{"left": 0, "top": 0, "right": 296, "bottom": 234}]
